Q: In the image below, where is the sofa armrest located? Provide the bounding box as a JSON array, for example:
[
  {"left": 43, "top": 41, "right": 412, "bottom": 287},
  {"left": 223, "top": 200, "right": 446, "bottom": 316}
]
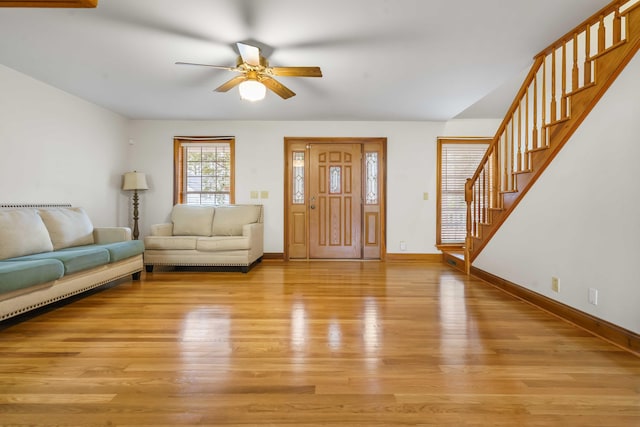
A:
[
  {"left": 150, "top": 223, "right": 173, "bottom": 236},
  {"left": 243, "top": 222, "right": 264, "bottom": 258},
  {"left": 93, "top": 227, "right": 132, "bottom": 244},
  {"left": 242, "top": 222, "right": 263, "bottom": 237}
]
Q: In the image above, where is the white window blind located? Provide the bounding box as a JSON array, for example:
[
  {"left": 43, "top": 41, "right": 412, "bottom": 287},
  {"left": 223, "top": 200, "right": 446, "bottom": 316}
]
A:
[{"left": 439, "top": 142, "right": 489, "bottom": 245}]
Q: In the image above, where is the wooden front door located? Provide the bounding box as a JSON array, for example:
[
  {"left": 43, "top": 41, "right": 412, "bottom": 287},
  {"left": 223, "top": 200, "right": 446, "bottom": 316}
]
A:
[
  {"left": 309, "top": 143, "right": 362, "bottom": 258},
  {"left": 284, "top": 137, "right": 386, "bottom": 260}
]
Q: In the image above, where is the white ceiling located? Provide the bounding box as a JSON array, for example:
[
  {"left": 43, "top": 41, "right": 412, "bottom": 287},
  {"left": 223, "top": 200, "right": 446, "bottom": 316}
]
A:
[{"left": 0, "top": 0, "right": 609, "bottom": 121}]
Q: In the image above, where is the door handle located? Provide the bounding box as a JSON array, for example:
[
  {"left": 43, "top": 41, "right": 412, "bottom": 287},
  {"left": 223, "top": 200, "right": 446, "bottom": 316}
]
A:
[{"left": 310, "top": 204, "right": 316, "bottom": 209}]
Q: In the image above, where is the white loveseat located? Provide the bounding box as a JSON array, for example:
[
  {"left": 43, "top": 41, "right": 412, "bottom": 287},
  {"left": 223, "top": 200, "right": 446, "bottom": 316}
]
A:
[{"left": 143, "top": 204, "right": 264, "bottom": 273}]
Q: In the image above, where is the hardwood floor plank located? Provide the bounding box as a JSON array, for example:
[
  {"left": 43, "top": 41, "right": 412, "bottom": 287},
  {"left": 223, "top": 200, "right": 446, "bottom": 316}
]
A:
[
  {"left": 0, "top": 261, "right": 638, "bottom": 426},
  {"left": 0, "top": 393, "right": 116, "bottom": 403}
]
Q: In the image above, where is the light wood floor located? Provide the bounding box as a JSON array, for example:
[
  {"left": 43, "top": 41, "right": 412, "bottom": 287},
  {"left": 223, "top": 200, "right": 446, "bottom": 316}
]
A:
[{"left": 1, "top": 261, "right": 639, "bottom": 426}]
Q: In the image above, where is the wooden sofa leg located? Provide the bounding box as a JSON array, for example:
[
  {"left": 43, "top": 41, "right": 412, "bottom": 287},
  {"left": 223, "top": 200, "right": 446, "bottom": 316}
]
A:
[
  {"left": 132, "top": 271, "right": 141, "bottom": 281},
  {"left": 145, "top": 265, "right": 154, "bottom": 273}
]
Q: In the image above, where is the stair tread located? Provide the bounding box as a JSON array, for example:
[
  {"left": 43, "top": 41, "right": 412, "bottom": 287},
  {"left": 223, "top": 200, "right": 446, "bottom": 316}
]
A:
[
  {"left": 545, "top": 116, "right": 570, "bottom": 127},
  {"left": 528, "top": 146, "right": 549, "bottom": 153},
  {"left": 588, "top": 39, "right": 628, "bottom": 61}
]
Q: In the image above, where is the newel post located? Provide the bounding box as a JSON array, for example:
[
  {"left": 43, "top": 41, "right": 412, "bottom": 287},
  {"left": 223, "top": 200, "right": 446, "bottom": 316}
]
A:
[{"left": 464, "top": 178, "right": 473, "bottom": 275}]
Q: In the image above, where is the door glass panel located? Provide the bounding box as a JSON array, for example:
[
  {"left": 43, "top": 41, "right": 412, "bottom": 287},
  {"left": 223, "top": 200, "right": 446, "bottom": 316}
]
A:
[
  {"left": 293, "top": 152, "right": 305, "bottom": 204},
  {"left": 365, "top": 152, "right": 378, "bottom": 204},
  {"left": 329, "top": 166, "right": 341, "bottom": 194}
]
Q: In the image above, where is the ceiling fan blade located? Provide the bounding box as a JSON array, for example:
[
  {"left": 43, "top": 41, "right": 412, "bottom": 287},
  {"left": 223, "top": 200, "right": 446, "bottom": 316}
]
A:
[
  {"left": 175, "top": 62, "right": 237, "bottom": 71},
  {"left": 237, "top": 42, "right": 261, "bottom": 66},
  {"left": 261, "top": 76, "right": 296, "bottom": 99},
  {"left": 270, "top": 67, "right": 323, "bottom": 78},
  {"left": 215, "top": 75, "right": 247, "bottom": 92}
]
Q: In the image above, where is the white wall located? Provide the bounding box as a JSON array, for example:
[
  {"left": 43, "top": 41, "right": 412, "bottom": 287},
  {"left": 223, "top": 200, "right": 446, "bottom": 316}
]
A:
[
  {"left": 474, "top": 52, "right": 640, "bottom": 333},
  {"left": 127, "top": 119, "right": 500, "bottom": 253},
  {"left": 0, "top": 64, "right": 130, "bottom": 227}
]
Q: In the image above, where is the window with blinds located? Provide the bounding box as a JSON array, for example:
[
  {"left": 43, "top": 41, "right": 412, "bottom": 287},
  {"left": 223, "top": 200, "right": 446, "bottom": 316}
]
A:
[
  {"left": 173, "top": 137, "right": 235, "bottom": 205},
  {"left": 437, "top": 139, "right": 489, "bottom": 247}
]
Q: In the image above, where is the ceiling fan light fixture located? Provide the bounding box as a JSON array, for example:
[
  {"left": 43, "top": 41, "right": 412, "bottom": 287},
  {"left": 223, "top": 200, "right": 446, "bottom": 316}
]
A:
[
  {"left": 177, "top": 41, "right": 321, "bottom": 100},
  {"left": 238, "top": 80, "right": 266, "bottom": 102}
]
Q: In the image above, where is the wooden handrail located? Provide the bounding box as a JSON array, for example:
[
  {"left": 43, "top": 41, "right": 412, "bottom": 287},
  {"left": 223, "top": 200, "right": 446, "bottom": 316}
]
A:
[{"left": 536, "top": 0, "right": 629, "bottom": 57}]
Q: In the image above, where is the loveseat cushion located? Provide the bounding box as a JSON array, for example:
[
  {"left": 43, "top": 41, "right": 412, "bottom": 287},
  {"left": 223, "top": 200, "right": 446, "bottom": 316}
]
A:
[
  {"left": 144, "top": 236, "right": 197, "bottom": 250},
  {"left": 212, "top": 205, "right": 261, "bottom": 236},
  {"left": 196, "top": 236, "right": 251, "bottom": 252},
  {"left": 0, "top": 259, "right": 64, "bottom": 294},
  {"left": 0, "top": 209, "right": 54, "bottom": 260},
  {"left": 171, "top": 205, "right": 215, "bottom": 236},
  {"left": 8, "top": 247, "right": 109, "bottom": 275},
  {"left": 38, "top": 207, "right": 94, "bottom": 250},
  {"left": 61, "top": 240, "right": 145, "bottom": 263}
]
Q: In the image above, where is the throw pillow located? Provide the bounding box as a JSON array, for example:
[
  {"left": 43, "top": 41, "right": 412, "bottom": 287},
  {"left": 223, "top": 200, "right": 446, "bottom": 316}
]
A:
[
  {"left": 212, "top": 205, "right": 261, "bottom": 236},
  {"left": 171, "top": 205, "right": 215, "bottom": 236},
  {"left": 39, "top": 207, "right": 95, "bottom": 250},
  {"left": 0, "top": 209, "right": 54, "bottom": 260}
]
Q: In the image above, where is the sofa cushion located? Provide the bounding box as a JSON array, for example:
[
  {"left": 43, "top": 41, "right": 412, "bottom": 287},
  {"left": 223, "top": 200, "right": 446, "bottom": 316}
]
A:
[
  {"left": 144, "top": 236, "right": 197, "bottom": 250},
  {"left": 9, "top": 247, "right": 109, "bottom": 275},
  {"left": 38, "top": 207, "right": 94, "bottom": 250},
  {"left": 96, "top": 241, "right": 145, "bottom": 263},
  {"left": 196, "top": 236, "right": 251, "bottom": 252},
  {"left": 212, "top": 205, "right": 261, "bottom": 236},
  {"left": 0, "top": 209, "right": 54, "bottom": 260},
  {"left": 61, "top": 240, "right": 145, "bottom": 263},
  {"left": 0, "top": 259, "right": 64, "bottom": 294},
  {"left": 171, "top": 205, "right": 215, "bottom": 236}
]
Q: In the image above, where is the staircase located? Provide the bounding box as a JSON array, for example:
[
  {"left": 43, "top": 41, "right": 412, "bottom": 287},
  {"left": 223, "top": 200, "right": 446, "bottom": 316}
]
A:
[{"left": 464, "top": 0, "right": 640, "bottom": 271}]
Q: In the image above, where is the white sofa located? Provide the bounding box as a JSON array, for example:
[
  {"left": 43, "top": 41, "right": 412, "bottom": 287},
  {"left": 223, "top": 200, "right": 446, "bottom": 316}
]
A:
[
  {"left": 143, "top": 204, "right": 264, "bottom": 273},
  {"left": 0, "top": 206, "right": 143, "bottom": 321}
]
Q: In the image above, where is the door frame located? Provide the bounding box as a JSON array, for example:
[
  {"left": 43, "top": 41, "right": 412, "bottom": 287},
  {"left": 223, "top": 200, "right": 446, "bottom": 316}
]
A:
[{"left": 284, "top": 137, "right": 387, "bottom": 260}]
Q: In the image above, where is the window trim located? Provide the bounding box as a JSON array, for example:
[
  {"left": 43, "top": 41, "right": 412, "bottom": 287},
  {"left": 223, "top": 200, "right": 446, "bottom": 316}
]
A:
[
  {"left": 436, "top": 137, "right": 491, "bottom": 250},
  {"left": 173, "top": 136, "right": 235, "bottom": 205}
]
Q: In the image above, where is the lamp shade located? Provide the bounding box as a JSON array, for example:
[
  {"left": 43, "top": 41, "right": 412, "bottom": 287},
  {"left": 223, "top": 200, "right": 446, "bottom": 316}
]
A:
[
  {"left": 238, "top": 80, "right": 266, "bottom": 102},
  {"left": 122, "top": 171, "right": 149, "bottom": 191}
]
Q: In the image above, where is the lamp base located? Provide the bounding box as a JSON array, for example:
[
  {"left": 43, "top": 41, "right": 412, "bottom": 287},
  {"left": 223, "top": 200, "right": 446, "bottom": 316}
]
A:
[{"left": 132, "top": 190, "right": 140, "bottom": 240}]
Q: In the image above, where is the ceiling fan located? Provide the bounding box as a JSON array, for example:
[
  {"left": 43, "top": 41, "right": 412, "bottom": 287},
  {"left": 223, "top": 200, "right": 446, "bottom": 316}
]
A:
[{"left": 176, "top": 42, "right": 322, "bottom": 101}]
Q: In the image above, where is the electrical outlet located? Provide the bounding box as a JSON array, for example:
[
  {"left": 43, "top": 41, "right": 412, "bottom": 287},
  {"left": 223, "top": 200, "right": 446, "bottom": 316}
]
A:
[
  {"left": 260, "top": 190, "right": 269, "bottom": 199},
  {"left": 400, "top": 241, "right": 407, "bottom": 251},
  {"left": 250, "top": 191, "right": 259, "bottom": 199},
  {"left": 551, "top": 277, "right": 560, "bottom": 293},
  {"left": 423, "top": 192, "right": 429, "bottom": 201},
  {"left": 588, "top": 288, "right": 599, "bottom": 305}
]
